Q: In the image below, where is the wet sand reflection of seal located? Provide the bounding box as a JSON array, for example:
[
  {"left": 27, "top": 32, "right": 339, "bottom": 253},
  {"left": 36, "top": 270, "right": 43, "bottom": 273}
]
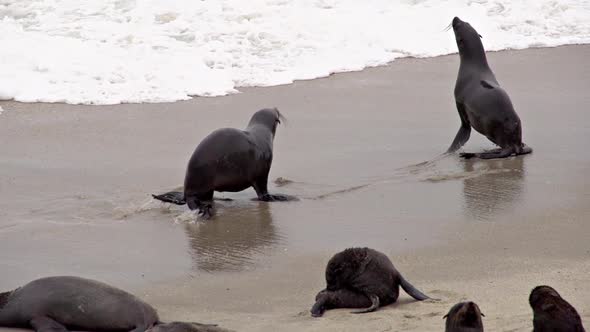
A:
[
  {"left": 183, "top": 203, "right": 282, "bottom": 272},
  {"left": 462, "top": 157, "right": 525, "bottom": 220}
]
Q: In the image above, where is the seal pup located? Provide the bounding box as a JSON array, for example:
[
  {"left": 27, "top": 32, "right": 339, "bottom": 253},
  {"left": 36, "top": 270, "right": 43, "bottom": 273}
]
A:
[
  {"left": 529, "top": 285, "right": 585, "bottom": 332},
  {"left": 447, "top": 17, "right": 532, "bottom": 159},
  {"left": 0, "top": 276, "right": 158, "bottom": 331},
  {"left": 444, "top": 301, "right": 485, "bottom": 332},
  {"left": 153, "top": 108, "right": 296, "bottom": 218},
  {"left": 310, "top": 247, "right": 430, "bottom": 317}
]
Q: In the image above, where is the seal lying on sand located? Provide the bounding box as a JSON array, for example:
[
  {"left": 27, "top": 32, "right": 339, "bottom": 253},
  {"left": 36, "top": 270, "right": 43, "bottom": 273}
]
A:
[
  {"left": 443, "top": 301, "right": 484, "bottom": 332},
  {"left": 0, "top": 276, "right": 230, "bottom": 332},
  {"left": 310, "top": 247, "right": 430, "bottom": 317},
  {"left": 153, "top": 108, "right": 296, "bottom": 218},
  {"left": 447, "top": 17, "right": 532, "bottom": 159},
  {"left": 529, "top": 285, "right": 585, "bottom": 332}
]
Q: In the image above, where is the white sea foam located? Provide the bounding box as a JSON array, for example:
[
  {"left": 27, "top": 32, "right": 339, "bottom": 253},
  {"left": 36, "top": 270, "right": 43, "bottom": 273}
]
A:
[{"left": 1, "top": 0, "right": 589, "bottom": 105}]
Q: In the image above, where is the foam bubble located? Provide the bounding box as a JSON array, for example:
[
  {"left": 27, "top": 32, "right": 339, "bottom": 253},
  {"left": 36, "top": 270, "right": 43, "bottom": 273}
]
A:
[{"left": 1, "top": 0, "right": 589, "bottom": 105}]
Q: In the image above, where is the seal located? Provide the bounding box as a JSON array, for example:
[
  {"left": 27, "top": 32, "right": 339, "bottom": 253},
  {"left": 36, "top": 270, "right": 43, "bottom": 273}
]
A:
[
  {"left": 529, "top": 285, "right": 586, "bottom": 332},
  {"left": 152, "top": 108, "right": 296, "bottom": 218},
  {"left": 447, "top": 17, "right": 532, "bottom": 159},
  {"left": 310, "top": 247, "right": 430, "bottom": 317},
  {"left": 443, "top": 301, "right": 485, "bottom": 332},
  {"left": 0, "top": 276, "right": 232, "bottom": 332},
  {"left": 0, "top": 276, "right": 158, "bottom": 332}
]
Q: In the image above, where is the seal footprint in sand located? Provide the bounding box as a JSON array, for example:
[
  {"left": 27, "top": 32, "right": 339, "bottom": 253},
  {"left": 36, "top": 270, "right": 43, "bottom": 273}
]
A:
[
  {"left": 153, "top": 108, "right": 297, "bottom": 219},
  {"left": 310, "top": 247, "right": 431, "bottom": 317},
  {"left": 447, "top": 17, "right": 532, "bottom": 160}
]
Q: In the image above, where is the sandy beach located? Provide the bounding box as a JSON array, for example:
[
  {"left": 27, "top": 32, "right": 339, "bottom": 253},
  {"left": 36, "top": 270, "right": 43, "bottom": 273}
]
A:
[{"left": 1, "top": 45, "right": 589, "bottom": 331}]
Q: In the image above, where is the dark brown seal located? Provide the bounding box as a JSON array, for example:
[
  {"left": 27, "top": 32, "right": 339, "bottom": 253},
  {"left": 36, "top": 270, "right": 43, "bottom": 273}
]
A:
[
  {"left": 444, "top": 301, "right": 485, "bottom": 332},
  {"left": 529, "top": 285, "right": 585, "bottom": 332},
  {"left": 447, "top": 17, "right": 532, "bottom": 159},
  {"left": 152, "top": 108, "right": 296, "bottom": 219},
  {"left": 310, "top": 247, "right": 430, "bottom": 317}
]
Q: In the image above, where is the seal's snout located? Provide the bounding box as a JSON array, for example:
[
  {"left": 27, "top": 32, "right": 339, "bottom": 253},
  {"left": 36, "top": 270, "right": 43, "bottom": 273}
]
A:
[{"left": 452, "top": 17, "right": 462, "bottom": 28}]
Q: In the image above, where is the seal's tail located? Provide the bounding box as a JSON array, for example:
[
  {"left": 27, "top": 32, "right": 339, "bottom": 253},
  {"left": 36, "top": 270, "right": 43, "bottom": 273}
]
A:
[
  {"left": 152, "top": 191, "right": 186, "bottom": 205},
  {"left": 399, "top": 275, "right": 430, "bottom": 301}
]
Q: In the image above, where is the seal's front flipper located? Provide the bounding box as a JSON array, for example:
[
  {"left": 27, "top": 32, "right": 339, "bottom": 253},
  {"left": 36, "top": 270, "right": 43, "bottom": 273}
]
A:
[
  {"left": 480, "top": 80, "right": 498, "bottom": 89},
  {"left": 152, "top": 191, "right": 186, "bottom": 205},
  {"left": 259, "top": 193, "right": 299, "bottom": 202},
  {"left": 447, "top": 102, "right": 471, "bottom": 153},
  {"left": 351, "top": 294, "right": 380, "bottom": 314},
  {"left": 31, "top": 316, "right": 69, "bottom": 332},
  {"left": 399, "top": 275, "right": 430, "bottom": 301}
]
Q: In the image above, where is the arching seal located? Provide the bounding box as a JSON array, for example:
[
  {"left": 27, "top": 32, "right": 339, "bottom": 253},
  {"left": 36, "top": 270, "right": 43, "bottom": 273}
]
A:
[
  {"left": 443, "top": 301, "right": 485, "bottom": 332},
  {"left": 529, "top": 285, "right": 585, "bottom": 332},
  {"left": 310, "top": 247, "right": 430, "bottom": 317},
  {"left": 0, "top": 276, "right": 231, "bottom": 332},
  {"left": 447, "top": 17, "right": 532, "bottom": 159},
  {"left": 152, "top": 108, "right": 296, "bottom": 218}
]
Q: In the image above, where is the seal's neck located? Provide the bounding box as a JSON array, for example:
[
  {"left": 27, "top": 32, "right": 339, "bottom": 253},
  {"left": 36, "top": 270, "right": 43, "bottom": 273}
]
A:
[{"left": 246, "top": 124, "right": 275, "bottom": 149}]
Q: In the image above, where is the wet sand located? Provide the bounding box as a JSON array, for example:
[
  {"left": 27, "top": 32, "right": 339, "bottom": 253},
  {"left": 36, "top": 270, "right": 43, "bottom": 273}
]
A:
[{"left": 1, "top": 45, "right": 589, "bottom": 331}]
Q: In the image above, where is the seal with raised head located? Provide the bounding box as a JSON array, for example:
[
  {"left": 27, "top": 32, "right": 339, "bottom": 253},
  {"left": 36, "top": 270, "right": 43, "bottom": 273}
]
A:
[
  {"left": 443, "top": 301, "right": 485, "bottom": 332},
  {"left": 310, "top": 247, "right": 430, "bottom": 317},
  {"left": 447, "top": 17, "right": 532, "bottom": 159},
  {"left": 152, "top": 108, "right": 296, "bottom": 218},
  {"left": 529, "top": 285, "right": 585, "bottom": 332}
]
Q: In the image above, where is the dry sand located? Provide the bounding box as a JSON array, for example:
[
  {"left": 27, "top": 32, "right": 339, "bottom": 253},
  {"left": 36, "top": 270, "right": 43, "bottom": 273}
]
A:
[{"left": 1, "top": 45, "right": 589, "bottom": 331}]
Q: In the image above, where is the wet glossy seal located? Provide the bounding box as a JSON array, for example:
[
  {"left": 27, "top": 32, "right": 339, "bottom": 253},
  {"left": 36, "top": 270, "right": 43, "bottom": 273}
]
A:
[
  {"left": 310, "top": 247, "right": 430, "bottom": 317},
  {"left": 529, "top": 285, "right": 585, "bottom": 332},
  {"left": 152, "top": 108, "right": 296, "bottom": 218},
  {"left": 0, "top": 276, "right": 231, "bottom": 332},
  {"left": 0, "top": 276, "right": 157, "bottom": 331},
  {"left": 447, "top": 17, "right": 532, "bottom": 159},
  {"left": 444, "top": 301, "right": 485, "bottom": 332}
]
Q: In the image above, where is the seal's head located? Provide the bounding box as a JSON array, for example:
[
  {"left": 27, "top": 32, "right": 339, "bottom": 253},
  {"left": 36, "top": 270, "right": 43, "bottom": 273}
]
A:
[
  {"left": 444, "top": 301, "right": 484, "bottom": 332},
  {"left": 247, "top": 107, "right": 284, "bottom": 136},
  {"left": 451, "top": 17, "right": 486, "bottom": 65},
  {"left": 529, "top": 285, "right": 561, "bottom": 309}
]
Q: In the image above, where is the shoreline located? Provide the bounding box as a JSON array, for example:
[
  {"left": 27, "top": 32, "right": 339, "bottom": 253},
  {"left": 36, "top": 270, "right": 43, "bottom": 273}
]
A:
[{"left": 0, "top": 44, "right": 585, "bottom": 108}]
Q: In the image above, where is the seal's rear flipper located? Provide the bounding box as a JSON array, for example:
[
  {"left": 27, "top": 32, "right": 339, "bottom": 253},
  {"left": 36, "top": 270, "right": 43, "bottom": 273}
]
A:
[
  {"left": 258, "top": 193, "right": 299, "bottom": 202},
  {"left": 460, "top": 147, "right": 514, "bottom": 159},
  {"left": 400, "top": 275, "right": 430, "bottom": 301},
  {"left": 31, "top": 316, "right": 69, "bottom": 332},
  {"left": 350, "top": 294, "right": 380, "bottom": 314},
  {"left": 152, "top": 192, "right": 186, "bottom": 205}
]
